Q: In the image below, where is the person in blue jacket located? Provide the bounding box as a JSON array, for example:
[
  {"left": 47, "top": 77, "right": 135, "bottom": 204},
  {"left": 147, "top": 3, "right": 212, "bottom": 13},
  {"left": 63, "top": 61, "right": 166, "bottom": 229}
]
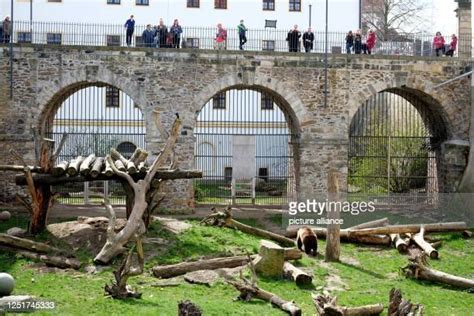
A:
[
  {"left": 142, "top": 24, "right": 156, "bottom": 48},
  {"left": 124, "top": 15, "right": 135, "bottom": 47}
]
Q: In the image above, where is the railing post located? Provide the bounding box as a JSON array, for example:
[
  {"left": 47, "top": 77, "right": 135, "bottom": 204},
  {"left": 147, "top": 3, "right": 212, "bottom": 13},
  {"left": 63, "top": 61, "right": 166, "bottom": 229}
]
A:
[
  {"left": 84, "top": 181, "right": 90, "bottom": 204},
  {"left": 104, "top": 181, "right": 109, "bottom": 200},
  {"left": 231, "top": 178, "right": 236, "bottom": 205},
  {"left": 252, "top": 177, "right": 256, "bottom": 205}
]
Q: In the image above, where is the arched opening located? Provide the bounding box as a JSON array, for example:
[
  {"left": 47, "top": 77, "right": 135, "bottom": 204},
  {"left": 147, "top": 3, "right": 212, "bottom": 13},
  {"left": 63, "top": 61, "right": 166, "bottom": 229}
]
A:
[
  {"left": 42, "top": 83, "right": 146, "bottom": 205},
  {"left": 348, "top": 88, "right": 449, "bottom": 198},
  {"left": 194, "top": 87, "right": 299, "bottom": 206}
]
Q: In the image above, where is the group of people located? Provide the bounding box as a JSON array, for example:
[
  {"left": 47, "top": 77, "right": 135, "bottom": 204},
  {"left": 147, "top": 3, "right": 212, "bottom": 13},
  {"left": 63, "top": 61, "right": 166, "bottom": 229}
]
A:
[
  {"left": 0, "top": 16, "right": 11, "bottom": 43},
  {"left": 285, "top": 25, "right": 315, "bottom": 53},
  {"left": 212, "top": 20, "right": 247, "bottom": 50},
  {"left": 433, "top": 32, "right": 458, "bottom": 57},
  {"left": 345, "top": 29, "right": 376, "bottom": 54},
  {"left": 124, "top": 15, "right": 183, "bottom": 48}
]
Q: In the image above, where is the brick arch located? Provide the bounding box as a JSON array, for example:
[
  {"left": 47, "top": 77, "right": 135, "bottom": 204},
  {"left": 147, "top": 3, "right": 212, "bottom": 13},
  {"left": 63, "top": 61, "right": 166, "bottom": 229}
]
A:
[
  {"left": 36, "top": 67, "right": 144, "bottom": 136},
  {"left": 193, "top": 73, "right": 309, "bottom": 136}
]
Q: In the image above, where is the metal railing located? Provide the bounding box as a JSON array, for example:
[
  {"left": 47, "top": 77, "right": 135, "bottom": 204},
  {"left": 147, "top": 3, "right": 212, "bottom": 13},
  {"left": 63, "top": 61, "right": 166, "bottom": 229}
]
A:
[{"left": 2, "top": 20, "right": 470, "bottom": 57}]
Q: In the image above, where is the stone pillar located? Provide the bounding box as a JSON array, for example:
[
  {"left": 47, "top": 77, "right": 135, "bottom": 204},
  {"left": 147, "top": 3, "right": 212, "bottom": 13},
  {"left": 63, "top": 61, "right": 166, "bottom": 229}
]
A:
[{"left": 455, "top": 0, "right": 472, "bottom": 58}]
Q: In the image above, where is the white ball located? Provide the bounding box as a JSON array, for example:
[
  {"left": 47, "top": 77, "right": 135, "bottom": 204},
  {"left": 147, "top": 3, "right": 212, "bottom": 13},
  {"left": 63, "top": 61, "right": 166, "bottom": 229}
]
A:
[
  {"left": 0, "top": 211, "right": 11, "bottom": 221},
  {"left": 0, "top": 273, "right": 15, "bottom": 296}
]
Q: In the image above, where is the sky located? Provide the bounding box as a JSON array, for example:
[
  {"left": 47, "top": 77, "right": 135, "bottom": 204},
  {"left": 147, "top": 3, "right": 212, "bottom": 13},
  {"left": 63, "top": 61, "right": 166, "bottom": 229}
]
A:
[{"left": 431, "top": 0, "right": 458, "bottom": 35}]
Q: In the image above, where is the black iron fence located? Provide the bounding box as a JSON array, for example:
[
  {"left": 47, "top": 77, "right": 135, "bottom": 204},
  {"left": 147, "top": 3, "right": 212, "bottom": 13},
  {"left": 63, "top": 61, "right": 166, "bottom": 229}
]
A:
[{"left": 2, "top": 20, "right": 470, "bottom": 57}]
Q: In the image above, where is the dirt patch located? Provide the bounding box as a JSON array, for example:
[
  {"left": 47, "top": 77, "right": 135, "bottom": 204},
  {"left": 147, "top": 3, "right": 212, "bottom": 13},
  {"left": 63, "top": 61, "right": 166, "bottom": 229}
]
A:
[
  {"left": 325, "top": 273, "right": 349, "bottom": 293},
  {"left": 153, "top": 217, "right": 192, "bottom": 234}
]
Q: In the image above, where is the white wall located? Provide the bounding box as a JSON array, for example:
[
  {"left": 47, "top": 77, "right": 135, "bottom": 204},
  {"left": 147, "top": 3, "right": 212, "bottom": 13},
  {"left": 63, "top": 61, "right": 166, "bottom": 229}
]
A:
[{"left": 3, "top": 0, "right": 360, "bottom": 32}]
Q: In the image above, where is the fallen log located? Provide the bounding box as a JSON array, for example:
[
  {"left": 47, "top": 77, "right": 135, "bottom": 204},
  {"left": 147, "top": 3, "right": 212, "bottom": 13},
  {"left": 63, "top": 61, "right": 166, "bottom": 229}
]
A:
[
  {"left": 80, "top": 154, "right": 96, "bottom": 176},
  {"left": 462, "top": 230, "right": 472, "bottom": 238},
  {"left": 110, "top": 148, "right": 129, "bottom": 166},
  {"left": 347, "top": 218, "right": 389, "bottom": 230},
  {"left": 0, "top": 233, "right": 62, "bottom": 254},
  {"left": 152, "top": 255, "right": 252, "bottom": 279},
  {"left": 283, "top": 247, "right": 302, "bottom": 261},
  {"left": 348, "top": 222, "right": 468, "bottom": 237},
  {"left": 390, "top": 234, "right": 409, "bottom": 253},
  {"left": 0, "top": 165, "right": 43, "bottom": 173},
  {"left": 66, "top": 156, "right": 84, "bottom": 176},
  {"left": 129, "top": 148, "right": 149, "bottom": 166},
  {"left": 114, "top": 160, "right": 126, "bottom": 172},
  {"left": 104, "top": 159, "right": 114, "bottom": 177},
  {"left": 138, "top": 162, "right": 147, "bottom": 173},
  {"left": 283, "top": 261, "right": 312, "bottom": 286},
  {"left": 312, "top": 293, "right": 383, "bottom": 316},
  {"left": 412, "top": 226, "right": 438, "bottom": 259},
  {"left": 17, "top": 250, "right": 80, "bottom": 270},
  {"left": 286, "top": 226, "right": 390, "bottom": 246},
  {"left": 389, "top": 288, "right": 424, "bottom": 316},
  {"left": 126, "top": 161, "right": 137, "bottom": 175},
  {"left": 52, "top": 161, "right": 68, "bottom": 177},
  {"left": 402, "top": 254, "right": 474, "bottom": 289},
  {"left": 229, "top": 279, "right": 301, "bottom": 315}
]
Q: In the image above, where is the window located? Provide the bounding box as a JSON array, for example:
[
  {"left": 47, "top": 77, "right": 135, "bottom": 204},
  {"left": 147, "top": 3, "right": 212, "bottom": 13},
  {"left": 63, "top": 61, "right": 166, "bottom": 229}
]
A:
[
  {"left": 185, "top": 38, "right": 200, "bottom": 49},
  {"left": 224, "top": 167, "right": 233, "bottom": 183},
  {"left": 263, "top": 0, "right": 275, "bottom": 10},
  {"left": 213, "top": 92, "right": 226, "bottom": 109},
  {"left": 265, "top": 20, "right": 277, "bottom": 28},
  {"left": 214, "top": 0, "right": 227, "bottom": 9},
  {"left": 47, "top": 33, "right": 62, "bottom": 45},
  {"left": 187, "top": 0, "right": 200, "bottom": 8},
  {"left": 289, "top": 0, "right": 301, "bottom": 11},
  {"left": 261, "top": 93, "right": 274, "bottom": 110},
  {"left": 258, "top": 168, "right": 269, "bottom": 182},
  {"left": 105, "top": 87, "right": 120, "bottom": 107},
  {"left": 262, "top": 40, "right": 275, "bottom": 51},
  {"left": 106, "top": 35, "right": 121, "bottom": 47},
  {"left": 107, "top": 0, "right": 120, "bottom": 4},
  {"left": 17, "top": 32, "right": 32, "bottom": 43},
  {"left": 48, "top": 0, "right": 62, "bottom": 2},
  {"left": 136, "top": 0, "right": 149, "bottom": 5}
]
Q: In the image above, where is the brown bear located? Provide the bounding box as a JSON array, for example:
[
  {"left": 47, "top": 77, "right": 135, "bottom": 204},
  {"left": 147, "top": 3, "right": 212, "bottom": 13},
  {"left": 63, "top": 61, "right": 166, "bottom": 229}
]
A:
[{"left": 296, "top": 227, "right": 318, "bottom": 256}]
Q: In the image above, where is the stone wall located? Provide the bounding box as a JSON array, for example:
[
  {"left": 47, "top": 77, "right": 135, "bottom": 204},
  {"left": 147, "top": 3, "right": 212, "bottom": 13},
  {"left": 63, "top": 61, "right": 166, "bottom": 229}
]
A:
[{"left": 0, "top": 45, "right": 471, "bottom": 208}]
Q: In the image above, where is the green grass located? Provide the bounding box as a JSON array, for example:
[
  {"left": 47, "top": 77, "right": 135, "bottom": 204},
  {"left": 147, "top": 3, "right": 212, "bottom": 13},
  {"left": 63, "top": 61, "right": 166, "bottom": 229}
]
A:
[{"left": 0, "top": 215, "right": 473, "bottom": 315}]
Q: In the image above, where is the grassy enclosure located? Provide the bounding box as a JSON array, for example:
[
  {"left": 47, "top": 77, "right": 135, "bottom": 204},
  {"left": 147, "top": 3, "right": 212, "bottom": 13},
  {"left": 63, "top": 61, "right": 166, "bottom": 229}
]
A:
[{"left": 0, "top": 212, "right": 473, "bottom": 315}]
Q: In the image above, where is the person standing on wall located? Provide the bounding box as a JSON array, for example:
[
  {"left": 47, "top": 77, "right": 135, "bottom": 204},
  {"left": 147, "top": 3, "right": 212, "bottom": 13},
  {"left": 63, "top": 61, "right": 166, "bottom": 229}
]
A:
[
  {"left": 215, "top": 23, "right": 227, "bottom": 50},
  {"left": 2, "top": 16, "right": 10, "bottom": 44},
  {"left": 170, "top": 19, "right": 183, "bottom": 49},
  {"left": 303, "top": 27, "right": 314, "bottom": 53},
  {"left": 142, "top": 24, "right": 156, "bottom": 48},
  {"left": 124, "top": 15, "right": 135, "bottom": 47},
  {"left": 364, "top": 29, "right": 376, "bottom": 55},
  {"left": 286, "top": 25, "right": 301, "bottom": 52},
  {"left": 237, "top": 19, "right": 247, "bottom": 50},
  {"left": 354, "top": 29, "right": 362, "bottom": 54},
  {"left": 433, "top": 32, "right": 445, "bottom": 57},
  {"left": 445, "top": 34, "right": 457, "bottom": 57},
  {"left": 345, "top": 30, "right": 354, "bottom": 54},
  {"left": 156, "top": 18, "right": 168, "bottom": 48}
]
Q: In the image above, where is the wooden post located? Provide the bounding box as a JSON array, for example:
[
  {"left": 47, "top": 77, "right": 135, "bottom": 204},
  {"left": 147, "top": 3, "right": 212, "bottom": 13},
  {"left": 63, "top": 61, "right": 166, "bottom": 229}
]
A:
[{"left": 325, "top": 170, "right": 340, "bottom": 262}]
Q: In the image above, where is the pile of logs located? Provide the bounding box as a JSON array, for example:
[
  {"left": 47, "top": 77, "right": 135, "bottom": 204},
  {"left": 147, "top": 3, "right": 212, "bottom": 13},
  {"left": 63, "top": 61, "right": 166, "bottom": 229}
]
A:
[
  {"left": 0, "top": 233, "right": 80, "bottom": 270},
  {"left": 312, "top": 293, "right": 383, "bottom": 316}
]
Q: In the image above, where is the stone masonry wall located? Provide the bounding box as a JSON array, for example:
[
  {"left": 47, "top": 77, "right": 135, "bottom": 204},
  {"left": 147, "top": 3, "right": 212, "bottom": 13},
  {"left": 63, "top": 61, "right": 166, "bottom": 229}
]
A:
[{"left": 0, "top": 45, "right": 471, "bottom": 209}]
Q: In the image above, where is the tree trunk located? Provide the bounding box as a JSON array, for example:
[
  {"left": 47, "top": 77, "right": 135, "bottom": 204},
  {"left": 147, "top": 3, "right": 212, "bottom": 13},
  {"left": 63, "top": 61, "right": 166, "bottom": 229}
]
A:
[
  {"left": 29, "top": 185, "right": 53, "bottom": 235},
  {"left": 286, "top": 227, "right": 391, "bottom": 246},
  {"left": 121, "top": 181, "right": 134, "bottom": 219},
  {"left": 0, "top": 233, "right": 62, "bottom": 254},
  {"left": 349, "top": 222, "right": 468, "bottom": 236},
  {"left": 230, "top": 219, "right": 295, "bottom": 247},
  {"left": 79, "top": 154, "right": 96, "bottom": 176},
  {"left": 312, "top": 293, "right": 384, "bottom": 316},
  {"left": 390, "top": 234, "right": 409, "bottom": 253},
  {"left": 16, "top": 250, "right": 80, "bottom": 270},
  {"left": 283, "top": 261, "right": 312, "bottom": 286},
  {"left": 389, "top": 288, "right": 424, "bottom": 316},
  {"left": 347, "top": 218, "right": 389, "bottom": 230},
  {"left": 325, "top": 170, "right": 340, "bottom": 262},
  {"left": 412, "top": 226, "right": 438, "bottom": 259}
]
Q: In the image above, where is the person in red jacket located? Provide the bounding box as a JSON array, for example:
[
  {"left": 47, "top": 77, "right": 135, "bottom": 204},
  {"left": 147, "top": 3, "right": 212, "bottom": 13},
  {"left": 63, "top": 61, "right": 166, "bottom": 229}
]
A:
[
  {"left": 433, "top": 32, "right": 445, "bottom": 56},
  {"left": 364, "top": 29, "right": 376, "bottom": 54},
  {"left": 445, "top": 34, "right": 457, "bottom": 57}
]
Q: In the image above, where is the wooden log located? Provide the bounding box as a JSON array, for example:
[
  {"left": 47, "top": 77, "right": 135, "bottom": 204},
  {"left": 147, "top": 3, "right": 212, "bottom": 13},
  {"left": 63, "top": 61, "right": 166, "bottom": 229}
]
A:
[
  {"left": 348, "top": 222, "right": 468, "bottom": 236},
  {"left": 312, "top": 293, "right": 383, "bottom": 316},
  {"left": 17, "top": 250, "right": 81, "bottom": 270},
  {"left": 228, "top": 280, "right": 301, "bottom": 316},
  {"left": 462, "top": 230, "right": 472, "bottom": 238},
  {"left": 347, "top": 218, "right": 389, "bottom": 230},
  {"left": 283, "top": 247, "right": 302, "bottom": 261},
  {"left": 253, "top": 240, "right": 285, "bottom": 277},
  {"left": 66, "top": 156, "right": 85, "bottom": 176},
  {"left": 389, "top": 288, "right": 424, "bottom": 316},
  {"left": 79, "top": 154, "right": 96, "bottom": 176},
  {"left": 0, "top": 165, "right": 43, "bottom": 173},
  {"left": 230, "top": 219, "right": 295, "bottom": 247},
  {"left": 178, "top": 300, "right": 202, "bottom": 316},
  {"left": 152, "top": 255, "right": 252, "bottom": 279},
  {"left": 403, "top": 256, "right": 474, "bottom": 289},
  {"left": 126, "top": 161, "right": 137, "bottom": 175},
  {"left": 283, "top": 261, "right": 312, "bottom": 286},
  {"left": 110, "top": 148, "right": 129, "bottom": 166},
  {"left": 431, "top": 241, "right": 443, "bottom": 249},
  {"left": 130, "top": 148, "right": 149, "bottom": 166},
  {"left": 0, "top": 233, "right": 61, "bottom": 254},
  {"left": 104, "top": 158, "right": 114, "bottom": 177},
  {"left": 390, "top": 234, "right": 409, "bottom": 253},
  {"left": 15, "top": 169, "right": 203, "bottom": 186},
  {"left": 412, "top": 226, "right": 438, "bottom": 259},
  {"left": 90, "top": 157, "right": 105, "bottom": 178},
  {"left": 114, "top": 160, "right": 126, "bottom": 172},
  {"left": 52, "top": 161, "right": 68, "bottom": 177},
  {"left": 325, "top": 170, "right": 341, "bottom": 262}
]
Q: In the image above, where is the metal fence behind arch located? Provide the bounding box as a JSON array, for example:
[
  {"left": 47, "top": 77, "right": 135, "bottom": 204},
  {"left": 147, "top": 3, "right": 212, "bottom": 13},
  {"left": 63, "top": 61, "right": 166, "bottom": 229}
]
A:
[{"left": 4, "top": 20, "right": 470, "bottom": 57}]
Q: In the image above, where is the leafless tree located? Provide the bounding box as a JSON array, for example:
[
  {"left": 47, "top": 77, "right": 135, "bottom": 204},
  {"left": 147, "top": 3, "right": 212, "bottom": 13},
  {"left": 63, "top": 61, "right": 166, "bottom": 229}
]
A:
[{"left": 362, "top": 0, "right": 430, "bottom": 40}]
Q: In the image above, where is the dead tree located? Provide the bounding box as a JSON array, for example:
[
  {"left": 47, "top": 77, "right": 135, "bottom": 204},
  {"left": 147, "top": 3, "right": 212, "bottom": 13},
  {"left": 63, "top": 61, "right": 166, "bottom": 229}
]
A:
[
  {"left": 9, "top": 133, "right": 67, "bottom": 235},
  {"left": 94, "top": 118, "right": 181, "bottom": 264},
  {"left": 312, "top": 293, "right": 384, "bottom": 316},
  {"left": 388, "top": 288, "right": 424, "bottom": 316}
]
